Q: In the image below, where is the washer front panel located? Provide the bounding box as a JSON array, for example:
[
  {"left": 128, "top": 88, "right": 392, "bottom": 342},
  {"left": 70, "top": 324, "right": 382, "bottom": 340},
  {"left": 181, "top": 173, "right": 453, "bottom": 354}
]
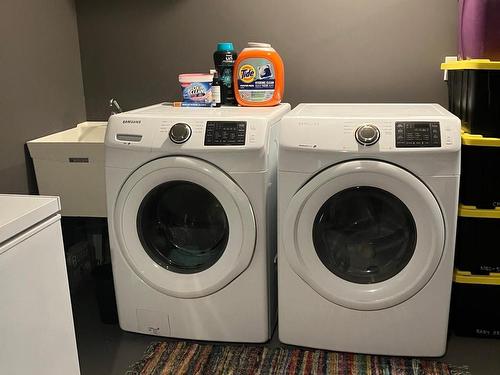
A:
[
  {"left": 283, "top": 160, "right": 445, "bottom": 310},
  {"left": 114, "top": 156, "right": 256, "bottom": 298}
]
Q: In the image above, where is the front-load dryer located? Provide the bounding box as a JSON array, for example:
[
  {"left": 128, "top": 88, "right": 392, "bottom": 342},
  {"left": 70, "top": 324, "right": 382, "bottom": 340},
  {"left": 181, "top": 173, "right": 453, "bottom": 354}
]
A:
[
  {"left": 105, "top": 103, "right": 290, "bottom": 342},
  {"left": 278, "top": 103, "right": 461, "bottom": 356}
]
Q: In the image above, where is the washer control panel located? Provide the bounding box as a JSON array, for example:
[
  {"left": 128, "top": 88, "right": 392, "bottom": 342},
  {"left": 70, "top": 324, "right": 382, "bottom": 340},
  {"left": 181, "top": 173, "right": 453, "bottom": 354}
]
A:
[
  {"left": 204, "top": 121, "right": 247, "bottom": 146},
  {"left": 395, "top": 122, "right": 441, "bottom": 148}
]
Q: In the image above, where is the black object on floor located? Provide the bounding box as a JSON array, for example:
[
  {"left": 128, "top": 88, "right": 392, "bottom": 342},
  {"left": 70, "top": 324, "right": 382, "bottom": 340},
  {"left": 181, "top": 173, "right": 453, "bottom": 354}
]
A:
[{"left": 92, "top": 264, "right": 118, "bottom": 324}]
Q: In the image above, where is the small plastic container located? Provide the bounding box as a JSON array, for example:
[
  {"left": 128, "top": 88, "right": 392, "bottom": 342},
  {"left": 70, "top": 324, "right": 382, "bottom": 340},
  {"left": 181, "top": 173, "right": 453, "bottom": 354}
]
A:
[
  {"left": 460, "top": 132, "right": 500, "bottom": 208},
  {"left": 451, "top": 270, "right": 500, "bottom": 338},
  {"left": 233, "top": 42, "right": 284, "bottom": 107},
  {"left": 178, "top": 73, "right": 213, "bottom": 103},
  {"left": 456, "top": 205, "right": 500, "bottom": 274}
]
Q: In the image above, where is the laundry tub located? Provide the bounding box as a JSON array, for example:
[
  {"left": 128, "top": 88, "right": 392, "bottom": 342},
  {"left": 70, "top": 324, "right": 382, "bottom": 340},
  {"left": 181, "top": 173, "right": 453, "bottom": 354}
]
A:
[{"left": 27, "top": 122, "right": 107, "bottom": 217}]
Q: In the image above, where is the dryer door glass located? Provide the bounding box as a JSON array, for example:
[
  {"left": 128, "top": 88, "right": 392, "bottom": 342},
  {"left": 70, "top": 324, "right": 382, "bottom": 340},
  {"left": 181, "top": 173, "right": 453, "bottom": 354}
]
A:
[
  {"left": 137, "top": 181, "right": 229, "bottom": 274},
  {"left": 312, "top": 186, "right": 417, "bottom": 284}
]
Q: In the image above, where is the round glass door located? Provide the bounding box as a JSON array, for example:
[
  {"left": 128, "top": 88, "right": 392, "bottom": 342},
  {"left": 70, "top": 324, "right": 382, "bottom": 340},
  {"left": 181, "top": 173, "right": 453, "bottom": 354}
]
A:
[
  {"left": 137, "top": 181, "right": 229, "bottom": 274},
  {"left": 283, "top": 160, "right": 445, "bottom": 310},
  {"left": 114, "top": 156, "right": 255, "bottom": 298},
  {"left": 313, "top": 186, "right": 417, "bottom": 284}
]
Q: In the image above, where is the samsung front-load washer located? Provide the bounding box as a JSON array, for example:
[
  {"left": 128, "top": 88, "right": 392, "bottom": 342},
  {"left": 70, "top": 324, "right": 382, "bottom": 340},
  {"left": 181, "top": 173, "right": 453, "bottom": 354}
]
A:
[
  {"left": 105, "top": 103, "right": 290, "bottom": 342},
  {"left": 278, "top": 103, "right": 461, "bottom": 356}
]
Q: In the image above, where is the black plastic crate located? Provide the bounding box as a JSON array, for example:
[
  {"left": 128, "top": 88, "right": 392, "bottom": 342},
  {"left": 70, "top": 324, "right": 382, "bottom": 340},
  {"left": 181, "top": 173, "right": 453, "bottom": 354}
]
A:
[
  {"left": 442, "top": 59, "right": 500, "bottom": 138},
  {"left": 451, "top": 270, "right": 500, "bottom": 338},
  {"left": 456, "top": 205, "right": 500, "bottom": 273},
  {"left": 460, "top": 133, "right": 500, "bottom": 208}
]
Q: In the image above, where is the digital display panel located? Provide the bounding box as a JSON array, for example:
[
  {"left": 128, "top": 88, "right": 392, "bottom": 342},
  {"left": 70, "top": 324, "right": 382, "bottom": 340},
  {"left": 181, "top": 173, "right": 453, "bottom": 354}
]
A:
[
  {"left": 204, "top": 121, "right": 247, "bottom": 146},
  {"left": 395, "top": 122, "right": 441, "bottom": 148}
]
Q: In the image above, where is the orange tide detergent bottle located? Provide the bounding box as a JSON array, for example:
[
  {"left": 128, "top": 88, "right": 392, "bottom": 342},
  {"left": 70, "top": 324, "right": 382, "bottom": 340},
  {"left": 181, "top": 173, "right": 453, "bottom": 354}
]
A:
[{"left": 233, "top": 42, "right": 284, "bottom": 106}]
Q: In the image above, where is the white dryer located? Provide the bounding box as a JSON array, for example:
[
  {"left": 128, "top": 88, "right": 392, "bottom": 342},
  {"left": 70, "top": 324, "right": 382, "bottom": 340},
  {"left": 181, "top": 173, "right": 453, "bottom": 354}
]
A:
[
  {"left": 278, "top": 103, "right": 461, "bottom": 356},
  {"left": 105, "top": 103, "right": 290, "bottom": 342}
]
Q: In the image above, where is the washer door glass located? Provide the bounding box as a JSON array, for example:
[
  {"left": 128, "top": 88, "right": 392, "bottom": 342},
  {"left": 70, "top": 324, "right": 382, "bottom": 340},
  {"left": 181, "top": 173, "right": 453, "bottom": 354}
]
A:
[
  {"left": 313, "top": 186, "right": 417, "bottom": 284},
  {"left": 137, "top": 181, "right": 229, "bottom": 274}
]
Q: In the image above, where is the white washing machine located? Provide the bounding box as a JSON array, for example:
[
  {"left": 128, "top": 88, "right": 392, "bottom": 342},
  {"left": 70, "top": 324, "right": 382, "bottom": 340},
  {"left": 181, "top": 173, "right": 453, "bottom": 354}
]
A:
[
  {"left": 278, "top": 103, "right": 461, "bottom": 356},
  {"left": 105, "top": 103, "right": 290, "bottom": 342}
]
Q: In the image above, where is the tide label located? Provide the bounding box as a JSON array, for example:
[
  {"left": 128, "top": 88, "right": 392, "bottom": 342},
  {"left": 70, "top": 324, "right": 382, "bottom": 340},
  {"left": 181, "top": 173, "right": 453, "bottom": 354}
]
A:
[{"left": 237, "top": 58, "right": 275, "bottom": 102}]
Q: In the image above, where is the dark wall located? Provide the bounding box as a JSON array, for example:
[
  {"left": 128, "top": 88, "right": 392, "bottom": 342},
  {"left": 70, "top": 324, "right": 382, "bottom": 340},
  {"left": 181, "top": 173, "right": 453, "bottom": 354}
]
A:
[
  {"left": 0, "top": 0, "right": 86, "bottom": 194},
  {"left": 76, "top": 0, "right": 457, "bottom": 120}
]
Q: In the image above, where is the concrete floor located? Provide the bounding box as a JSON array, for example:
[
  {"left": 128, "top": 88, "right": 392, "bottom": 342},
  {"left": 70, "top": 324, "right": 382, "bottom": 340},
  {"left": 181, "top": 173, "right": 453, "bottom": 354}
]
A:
[{"left": 73, "top": 284, "right": 500, "bottom": 375}]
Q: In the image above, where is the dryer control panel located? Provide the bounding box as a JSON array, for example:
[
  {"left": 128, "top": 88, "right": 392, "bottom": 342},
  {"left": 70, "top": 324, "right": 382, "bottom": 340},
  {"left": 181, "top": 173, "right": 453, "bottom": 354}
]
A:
[{"left": 395, "top": 122, "right": 441, "bottom": 148}]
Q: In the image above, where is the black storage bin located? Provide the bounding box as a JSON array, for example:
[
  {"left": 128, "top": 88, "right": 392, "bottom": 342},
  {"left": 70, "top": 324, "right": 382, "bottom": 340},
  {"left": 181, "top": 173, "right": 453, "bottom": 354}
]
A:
[
  {"left": 442, "top": 59, "right": 500, "bottom": 138},
  {"left": 93, "top": 264, "right": 118, "bottom": 324},
  {"left": 460, "top": 132, "right": 500, "bottom": 208},
  {"left": 456, "top": 205, "right": 500, "bottom": 273},
  {"left": 451, "top": 270, "right": 500, "bottom": 338}
]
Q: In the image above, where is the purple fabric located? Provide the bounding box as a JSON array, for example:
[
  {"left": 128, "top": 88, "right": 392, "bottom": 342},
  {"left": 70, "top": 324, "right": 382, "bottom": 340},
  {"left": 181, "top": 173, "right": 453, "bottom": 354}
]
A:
[{"left": 459, "top": 0, "right": 500, "bottom": 60}]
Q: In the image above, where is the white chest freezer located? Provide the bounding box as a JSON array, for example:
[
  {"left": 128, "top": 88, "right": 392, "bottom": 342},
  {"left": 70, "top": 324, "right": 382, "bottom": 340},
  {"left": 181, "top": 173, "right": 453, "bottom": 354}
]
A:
[
  {"left": 0, "top": 195, "right": 80, "bottom": 375},
  {"left": 27, "top": 122, "right": 107, "bottom": 217}
]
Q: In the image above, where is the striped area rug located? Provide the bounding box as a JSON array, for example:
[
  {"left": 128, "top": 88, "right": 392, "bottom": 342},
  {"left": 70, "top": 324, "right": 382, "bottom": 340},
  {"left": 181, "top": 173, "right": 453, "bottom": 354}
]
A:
[{"left": 125, "top": 341, "right": 470, "bottom": 375}]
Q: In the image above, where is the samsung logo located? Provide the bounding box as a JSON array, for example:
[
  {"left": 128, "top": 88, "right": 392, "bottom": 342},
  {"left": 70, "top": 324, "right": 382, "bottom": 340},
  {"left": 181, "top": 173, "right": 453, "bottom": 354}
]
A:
[
  {"left": 122, "top": 120, "right": 141, "bottom": 124},
  {"left": 298, "top": 121, "right": 319, "bottom": 126}
]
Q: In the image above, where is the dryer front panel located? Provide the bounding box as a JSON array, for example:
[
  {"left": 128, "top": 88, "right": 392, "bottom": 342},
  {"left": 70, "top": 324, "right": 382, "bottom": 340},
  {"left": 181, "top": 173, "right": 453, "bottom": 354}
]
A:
[
  {"left": 114, "top": 156, "right": 256, "bottom": 298},
  {"left": 283, "top": 160, "right": 445, "bottom": 310}
]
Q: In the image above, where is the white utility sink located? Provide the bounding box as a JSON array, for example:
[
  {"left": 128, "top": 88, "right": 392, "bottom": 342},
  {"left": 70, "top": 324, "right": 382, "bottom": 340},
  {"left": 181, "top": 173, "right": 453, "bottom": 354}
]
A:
[{"left": 27, "top": 122, "right": 107, "bottom": 217}]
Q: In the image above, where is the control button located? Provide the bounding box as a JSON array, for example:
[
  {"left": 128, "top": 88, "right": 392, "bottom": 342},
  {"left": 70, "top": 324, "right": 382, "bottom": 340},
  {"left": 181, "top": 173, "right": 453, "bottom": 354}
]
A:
[
  {"left": 169, "top": 123, "right": 192, "bottom": 144},
  {"left": 355, "top": 124, "right": 380, "bottom": 146}
]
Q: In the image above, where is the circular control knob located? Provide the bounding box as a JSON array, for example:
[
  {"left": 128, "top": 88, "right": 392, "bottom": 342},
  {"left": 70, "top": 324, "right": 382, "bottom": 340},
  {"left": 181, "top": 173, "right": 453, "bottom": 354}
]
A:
[
  {"left": 169, "top": 123, "right": 192, "bottom": 144},
  {"left": 355, "top": 124, "right": 380, "bottom": 146}
]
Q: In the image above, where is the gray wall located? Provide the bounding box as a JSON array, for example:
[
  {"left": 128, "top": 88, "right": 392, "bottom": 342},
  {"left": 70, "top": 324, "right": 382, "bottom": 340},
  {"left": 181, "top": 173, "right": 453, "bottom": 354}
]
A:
[
  {"left": 76, "top": 0, "right": 457, "bottom": 120},
  {"left": 0, "top": 0, "right": 86, "bottom": 194}
]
